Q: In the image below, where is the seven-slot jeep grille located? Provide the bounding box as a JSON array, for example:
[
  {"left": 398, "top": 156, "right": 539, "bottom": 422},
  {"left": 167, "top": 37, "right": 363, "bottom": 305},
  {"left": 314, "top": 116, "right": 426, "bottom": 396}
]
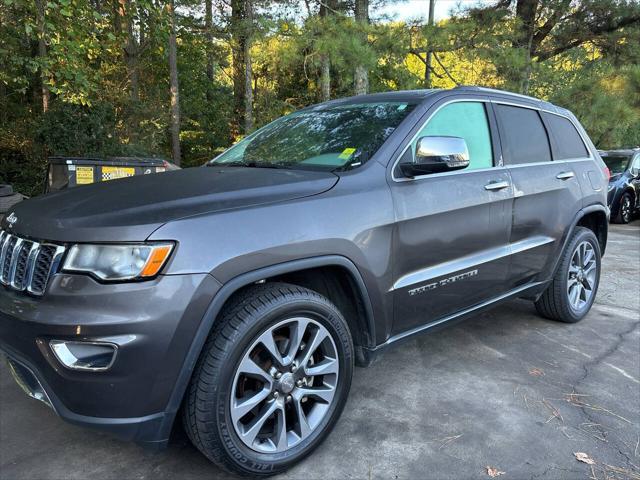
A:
[{"left": 0, "top": 230, "right": 65, "bottom": 296}]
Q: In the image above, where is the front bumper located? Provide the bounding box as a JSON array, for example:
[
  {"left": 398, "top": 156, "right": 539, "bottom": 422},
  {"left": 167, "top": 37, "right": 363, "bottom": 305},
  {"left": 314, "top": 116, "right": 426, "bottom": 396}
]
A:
[{"left": 0, "top": 272, "right": 220, "bottom": 446}]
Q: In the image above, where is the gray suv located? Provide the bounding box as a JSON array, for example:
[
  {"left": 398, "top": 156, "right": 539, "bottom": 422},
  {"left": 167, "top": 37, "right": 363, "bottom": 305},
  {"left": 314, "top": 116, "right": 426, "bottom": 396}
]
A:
[{"left": 0, "top": 87, "right": 609, "bottom": 476}]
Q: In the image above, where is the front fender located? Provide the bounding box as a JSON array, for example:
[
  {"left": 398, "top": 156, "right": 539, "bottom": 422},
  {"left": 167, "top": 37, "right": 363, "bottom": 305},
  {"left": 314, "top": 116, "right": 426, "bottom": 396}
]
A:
[{"left": 155, "top": 255, "right": 377, "bottom": 444}]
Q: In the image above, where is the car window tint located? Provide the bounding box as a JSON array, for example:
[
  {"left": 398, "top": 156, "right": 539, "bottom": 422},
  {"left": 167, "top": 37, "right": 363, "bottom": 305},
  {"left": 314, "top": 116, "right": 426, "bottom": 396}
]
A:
[
  {"left": 496, "top": 104, "right": 551, "bottom": 164},
  {"left": 413, "top": 102, "right": 493, "bottom": 170},
  {"left": 544, "top": 113, "right": 589, "bottom": 159}
]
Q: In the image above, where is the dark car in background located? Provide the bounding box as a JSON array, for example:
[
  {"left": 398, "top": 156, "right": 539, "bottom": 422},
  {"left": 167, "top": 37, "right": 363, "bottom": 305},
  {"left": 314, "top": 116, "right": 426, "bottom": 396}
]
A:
[
  {"left": 600, "top": 148, "right": 640, "bottom": 224},
  {"left": 0, "top": 87, "right": 609, "bottom": 476}
]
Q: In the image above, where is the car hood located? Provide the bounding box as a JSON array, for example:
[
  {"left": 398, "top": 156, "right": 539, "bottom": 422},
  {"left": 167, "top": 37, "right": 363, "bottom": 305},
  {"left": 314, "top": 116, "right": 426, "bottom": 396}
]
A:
[{"left": 2, "top": 167, "right": 338, "bottom": 242}]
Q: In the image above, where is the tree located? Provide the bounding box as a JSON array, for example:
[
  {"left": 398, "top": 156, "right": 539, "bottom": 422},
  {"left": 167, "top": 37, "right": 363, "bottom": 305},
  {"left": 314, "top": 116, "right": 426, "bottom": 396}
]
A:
[
  {"left": 467, "top": 0, "right": 640, "bottom": 92},
  {"left": 244, "top": 0, "right": 254, "bottom": 132},
  {"left": 318, "top": 0, "right": 337, "bottom": 101},
  {"left": 34, "top": 0, "right": 49, "bottom": 112},
  {"left": 168, "top": 0, "right": 181, "bottom": 164},
  {"left": 424, "top": 0, "right": 435, "bottom": 88},
  {"left": 230, "top": 0, "right": 252, "bottom": 136},
  {"left": 1, "top": 0, "right": 639, "bottom": 197},
  {"left": 353, "top": 0, "right": 369, "bottom": 95},
  {"left": 205, "top": 0, "right": 215, "bottom": 100}
]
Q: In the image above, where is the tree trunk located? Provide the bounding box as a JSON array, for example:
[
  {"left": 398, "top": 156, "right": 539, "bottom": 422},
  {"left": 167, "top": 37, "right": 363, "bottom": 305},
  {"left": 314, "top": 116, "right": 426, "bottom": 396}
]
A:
[
  {"left": 116, "top": 0, "right": 139, "bottom": 102},
  {"left": 353, "top": 0, "right": 369, "bottom": 95},
  {"left": 231, "top": 0, "right": 247, "bottom": 137},
  {"left": 125, "top": 3, "right": 139, "bottom": 102},
  {"left": 425, "top": 0, "right": 435, "bottom": 88},
  {"left": 34, "top": 0, "right": 49, "bottom": 112},
  {"left": 168, "top": 0, "right": 181, "bottom": 165},
  {"left": 320, "top": 55, "right": 330, "bottom": 101},
  {"left": 205, "top": 0, "right": 214, "bottom": 101},
  {"left": 318, "top": 0, "right": 334, "bottom": 101},
  {"left": 512, "top": 0, "right": 538, "bottom": 93},
  {"left": 244, "top": 0, "right": 253, "bottom": 132}
]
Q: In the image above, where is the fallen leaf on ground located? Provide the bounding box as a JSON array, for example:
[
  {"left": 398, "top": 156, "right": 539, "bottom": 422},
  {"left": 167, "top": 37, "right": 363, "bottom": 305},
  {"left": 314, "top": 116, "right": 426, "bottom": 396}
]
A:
[
  {"left": 575, "top": 452, "right": 596, "bottom": 465},
  {"left": 486, "top": 466, "right": 506, "bottom": 477},
  {"left": 529, "top": 367, "right": 545, "bottom": 376}
]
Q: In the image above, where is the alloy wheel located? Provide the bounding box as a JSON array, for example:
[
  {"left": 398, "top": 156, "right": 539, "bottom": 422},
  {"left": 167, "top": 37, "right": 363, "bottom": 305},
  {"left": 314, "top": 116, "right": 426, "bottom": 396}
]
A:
[
  {"left": 566, "top": 241, "right": 597, "bottom": 312},
  {"left": 621, "top": 196, "right": 631, "bottom": 223},
  {"left": 230, "top": 317, "right": 339, "bottom": 453}
]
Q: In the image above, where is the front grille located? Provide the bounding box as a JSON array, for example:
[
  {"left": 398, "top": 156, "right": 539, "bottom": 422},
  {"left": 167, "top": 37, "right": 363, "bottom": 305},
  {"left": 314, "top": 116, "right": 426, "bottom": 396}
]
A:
[{"left": 0, "top": 230, "right": 65, "bottom": 296}]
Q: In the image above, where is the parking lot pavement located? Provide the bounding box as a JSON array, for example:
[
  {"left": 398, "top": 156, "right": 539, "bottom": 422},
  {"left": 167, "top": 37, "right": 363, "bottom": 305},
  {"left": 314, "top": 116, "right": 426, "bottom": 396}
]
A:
[{"left": 1, "top": 222, "right": 638, "bottom": 480}]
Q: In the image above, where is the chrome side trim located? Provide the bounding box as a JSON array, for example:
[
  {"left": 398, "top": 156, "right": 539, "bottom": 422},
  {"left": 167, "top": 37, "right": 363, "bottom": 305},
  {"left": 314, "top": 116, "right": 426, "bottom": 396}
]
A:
[
  {"left": 391, "top": 236, "right": 554, "bottom": 292},
  {"left": 383, "top": 281, "right": 546, "bottom": 346},
  {"left": 510, "top": 235, "right": 555, "bottom": 255}
]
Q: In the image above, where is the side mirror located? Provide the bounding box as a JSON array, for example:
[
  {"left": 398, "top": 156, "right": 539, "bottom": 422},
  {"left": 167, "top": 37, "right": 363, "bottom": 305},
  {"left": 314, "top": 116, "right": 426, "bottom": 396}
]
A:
[{"left": 399, "top": 136, "right": 470, "bottom": 178}]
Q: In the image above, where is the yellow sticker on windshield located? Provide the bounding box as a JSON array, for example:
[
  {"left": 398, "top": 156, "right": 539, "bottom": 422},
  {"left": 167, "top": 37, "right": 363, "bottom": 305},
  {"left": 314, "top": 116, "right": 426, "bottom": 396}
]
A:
[{"left": 338, "top": 148, "right": 356, "bottom": 160}]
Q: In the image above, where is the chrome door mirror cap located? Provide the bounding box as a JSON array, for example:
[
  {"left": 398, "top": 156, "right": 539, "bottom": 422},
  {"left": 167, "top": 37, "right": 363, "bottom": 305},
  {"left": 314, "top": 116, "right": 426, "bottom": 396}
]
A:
[{"left": 400, "top": 136, "right": 470, "bottom": 178}]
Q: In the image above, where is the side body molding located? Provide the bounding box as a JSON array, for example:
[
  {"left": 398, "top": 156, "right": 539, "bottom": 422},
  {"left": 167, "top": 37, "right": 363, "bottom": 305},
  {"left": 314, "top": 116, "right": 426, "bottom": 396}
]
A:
[{"left": 157, "top": 255, "right": 376, "bottom": 442}]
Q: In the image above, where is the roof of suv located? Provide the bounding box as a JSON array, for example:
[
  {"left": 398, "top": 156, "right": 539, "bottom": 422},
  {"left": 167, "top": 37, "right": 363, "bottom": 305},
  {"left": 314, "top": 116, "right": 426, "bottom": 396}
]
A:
[{"left": 309, "top": 86, "right": 568, "bottom": 116}]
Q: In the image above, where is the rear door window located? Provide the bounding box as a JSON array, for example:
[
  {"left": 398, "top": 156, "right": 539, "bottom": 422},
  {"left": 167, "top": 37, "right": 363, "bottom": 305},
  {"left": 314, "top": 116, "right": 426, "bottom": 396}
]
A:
[
  {"left": 495, "top": 104, "right": 551, "bottom": 165},
  {"left": 543, "top": 113, "right": 589, "bottom": 160}
]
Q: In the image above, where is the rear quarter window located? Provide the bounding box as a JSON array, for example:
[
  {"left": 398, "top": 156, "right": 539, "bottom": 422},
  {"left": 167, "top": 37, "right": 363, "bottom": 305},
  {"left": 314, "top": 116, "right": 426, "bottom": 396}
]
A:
[
  {"left": 495, "top": 104, "right": 552, "bottom": 165},
  {"left": 543, "top": 113, "right": 589, "bottom": 160}
]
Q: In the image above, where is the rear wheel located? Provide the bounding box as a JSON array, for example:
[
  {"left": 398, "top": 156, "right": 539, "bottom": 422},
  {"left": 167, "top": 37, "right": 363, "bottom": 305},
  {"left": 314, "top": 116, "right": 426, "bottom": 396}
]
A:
[
  {"left": 615, "top": 192, "right": 633, "bottom": 224},
  {"left": 182, "top": 283, "right": 353, "bottom": 476},
  {"left": 535, "top": 227, "right": 601, "bottom": 323}
]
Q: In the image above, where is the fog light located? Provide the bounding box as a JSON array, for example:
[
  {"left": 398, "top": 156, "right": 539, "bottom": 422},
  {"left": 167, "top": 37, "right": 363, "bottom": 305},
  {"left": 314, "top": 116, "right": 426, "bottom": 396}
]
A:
[{"left": 49, "top": 340, "right": 117, "bottom": 371}]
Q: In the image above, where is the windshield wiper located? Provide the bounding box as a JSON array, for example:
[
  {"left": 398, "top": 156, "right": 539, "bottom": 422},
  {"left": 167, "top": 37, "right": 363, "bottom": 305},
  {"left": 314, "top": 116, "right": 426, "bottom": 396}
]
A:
[{"left": 210, "top": 160, "right": 291, "bottom": 169}]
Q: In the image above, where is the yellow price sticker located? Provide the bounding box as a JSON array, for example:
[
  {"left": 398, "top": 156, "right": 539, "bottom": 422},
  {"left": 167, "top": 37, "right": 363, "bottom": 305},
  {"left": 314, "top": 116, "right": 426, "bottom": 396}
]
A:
[
  {"left": 76, "top": 166, "right": 94, "bottom": 184},
  {"left": 338, "top": 148, "right": 357, "bottom": 160}
]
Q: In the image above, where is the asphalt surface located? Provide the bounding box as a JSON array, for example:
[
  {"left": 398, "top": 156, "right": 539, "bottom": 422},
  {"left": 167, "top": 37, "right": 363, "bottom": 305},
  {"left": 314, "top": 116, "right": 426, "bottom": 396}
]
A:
[{"left": 1, "top": 221, "right": 639, "bottom": 480}]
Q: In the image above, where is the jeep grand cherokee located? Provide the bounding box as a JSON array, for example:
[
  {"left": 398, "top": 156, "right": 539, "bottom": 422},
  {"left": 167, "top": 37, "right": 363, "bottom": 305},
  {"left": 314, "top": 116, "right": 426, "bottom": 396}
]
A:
[{"left": 0, "top": 86, "right": 609, "bottom": 476}]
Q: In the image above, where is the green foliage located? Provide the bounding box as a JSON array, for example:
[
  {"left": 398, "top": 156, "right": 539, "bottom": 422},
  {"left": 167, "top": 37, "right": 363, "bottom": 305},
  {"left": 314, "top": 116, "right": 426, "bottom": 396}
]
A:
[
  {"left": 0, "top": 0, "right": 639, "bottom": 195},
  {"left": 35, "top": 103, "right": 121, "bottom": 156}
]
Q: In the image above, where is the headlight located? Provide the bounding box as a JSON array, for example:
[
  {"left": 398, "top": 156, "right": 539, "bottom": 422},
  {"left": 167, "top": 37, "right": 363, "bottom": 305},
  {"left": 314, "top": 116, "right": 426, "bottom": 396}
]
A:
[{"left": 63, "top": 243, "right": 173, "bottom": 281}]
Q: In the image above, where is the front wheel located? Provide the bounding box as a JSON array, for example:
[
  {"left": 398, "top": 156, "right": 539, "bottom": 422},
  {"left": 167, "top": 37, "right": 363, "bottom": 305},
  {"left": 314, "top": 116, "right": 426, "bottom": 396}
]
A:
[
  {"left": 535, "top": 227, "right": 601, "bottom": 323},
  {"left": 182, "top": 283, "right": 354, "bottom": 476}
]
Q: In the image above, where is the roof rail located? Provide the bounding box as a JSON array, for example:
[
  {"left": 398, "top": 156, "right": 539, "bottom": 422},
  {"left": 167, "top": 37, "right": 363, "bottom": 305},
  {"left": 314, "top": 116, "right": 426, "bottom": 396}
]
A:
[{"left": 453, "top": 85, "right": 543, "bottom": 103}]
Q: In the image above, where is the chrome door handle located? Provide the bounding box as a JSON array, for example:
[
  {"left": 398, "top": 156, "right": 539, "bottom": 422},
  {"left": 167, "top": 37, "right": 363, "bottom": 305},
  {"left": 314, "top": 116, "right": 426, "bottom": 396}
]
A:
[
  {"left": 556, "top": 171, "right": 575, "bottom": 180},
  {"left": 484, "top": 181, "right": 510, "bottom": 191}
]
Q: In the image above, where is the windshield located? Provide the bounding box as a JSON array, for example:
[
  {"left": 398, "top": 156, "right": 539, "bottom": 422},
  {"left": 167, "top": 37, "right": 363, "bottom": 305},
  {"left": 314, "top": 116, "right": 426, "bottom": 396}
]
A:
[
  {"left": 209, "top": 102, "right": 417, "bottom": 171},
  {"left": 602, "top": 154, "right": 631, "bottom": 175}
]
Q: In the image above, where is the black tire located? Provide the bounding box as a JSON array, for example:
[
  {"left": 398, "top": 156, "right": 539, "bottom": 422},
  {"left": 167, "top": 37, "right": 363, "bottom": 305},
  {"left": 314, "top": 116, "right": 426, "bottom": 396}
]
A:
[
  {"left": 614, "top": 192, "right": 634, "bottom": 224},
  {"left": 534, "top": 227, "right": 601, "bottom": 323},
  {"left": 182, "top": 282, "right": 354, "bottom": 476}
]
